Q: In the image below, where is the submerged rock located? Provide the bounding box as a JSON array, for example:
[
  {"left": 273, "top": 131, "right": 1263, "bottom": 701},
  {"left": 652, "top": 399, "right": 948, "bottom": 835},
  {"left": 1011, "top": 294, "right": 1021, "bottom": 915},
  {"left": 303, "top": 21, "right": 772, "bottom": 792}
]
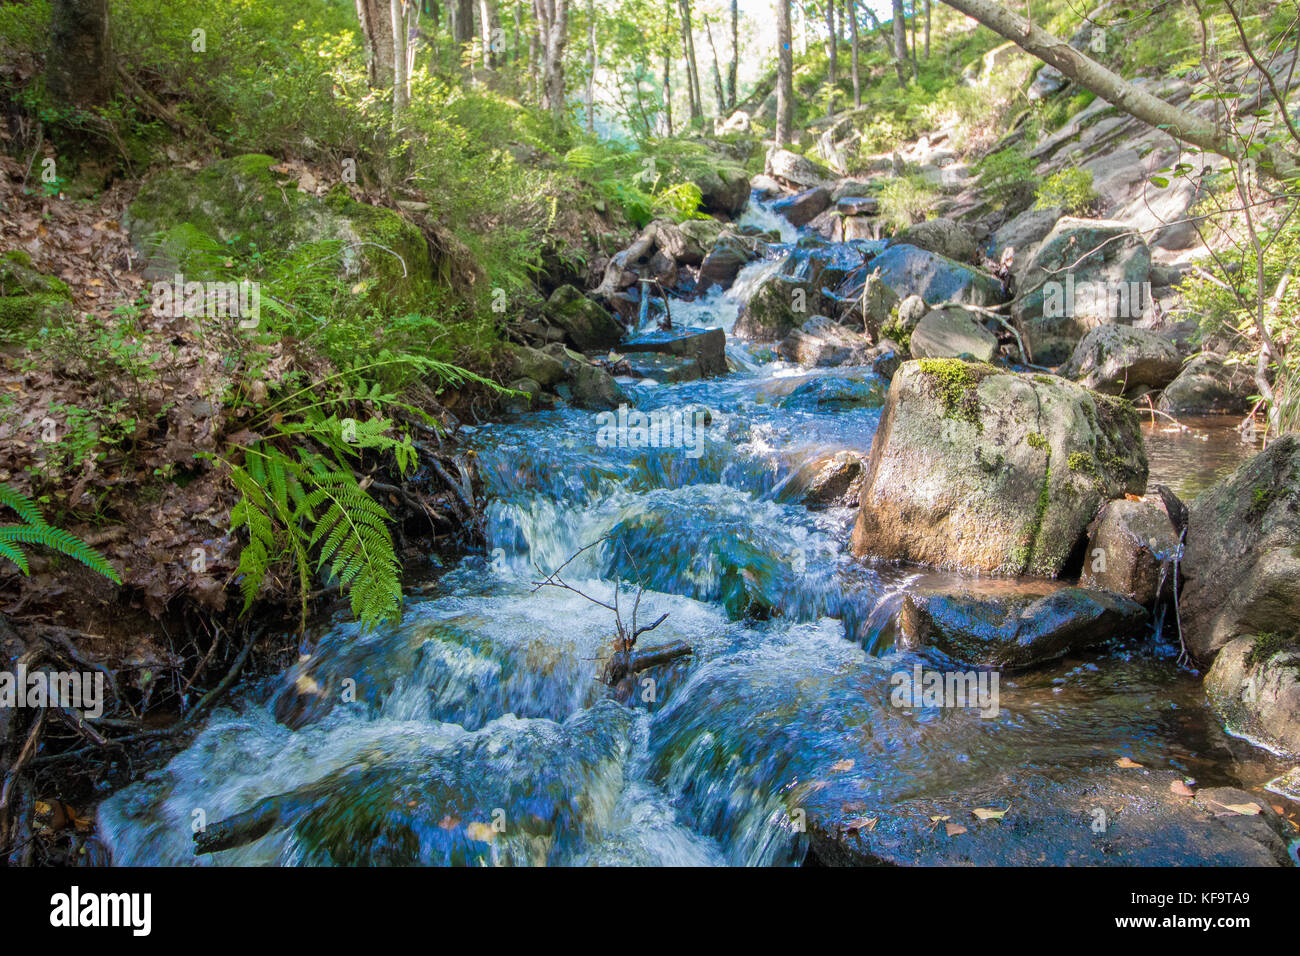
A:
[
  {"left": 778, "top": 315, "right": 873, "bottom": 367},
  {"left": 776, "top": 375, "right": 888, "bottom": 411},
  {"left": 851, "top": 360, "right": 1148, "bottom": 576},
  {"left": 775, "top": 450, "right": 866, "bottom": 508},
  {"left": 899, "top": 581, "right": 1147, "bottom": 668},
  {"left": 1181, "top": 435, "right": 1300, "bottom": 666},
  {"left": 620, "top": 327, "right": 727, "bottom": 378},
  {"left": 1205, "top": 635, "right": 1300, "bottom": 758}
]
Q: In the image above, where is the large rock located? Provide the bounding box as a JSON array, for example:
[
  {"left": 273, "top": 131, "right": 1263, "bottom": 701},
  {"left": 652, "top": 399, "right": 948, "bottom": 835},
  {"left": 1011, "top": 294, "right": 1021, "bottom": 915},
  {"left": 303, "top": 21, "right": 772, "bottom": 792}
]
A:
[
  {"left": 1206, "top": 635, "right": 1300, "bottom": 758},
  {"left": 127, "top": 154, "right": 440, "bottom": 314},
  {"left": 1060, "top": 325, "right": 1182, "bottom": 396},
  {"left": 890, "top": 217, "right": 977, "bottom": 263},
  {"left": 694, "top": 166, "right": 751, "bottom": 218},
  {"left": 569, "top": 363, "right": 630, "bottom": 410},
  {"left": 1080, "top": 498, "right": 1178, "bottom": 605},
  {"left": 984, "top": 204, "right": 1062, "bottom": 264},
  {"left": 899, "top": 581, "right": 1147, "bottom": 668},
  {"left": 697, "top": 233, "right": 764, "bottom": 292},
  {"left": 1157, "top": 353, "right": 1255, "bottom": 415},
  {"left": 770, "top": 187, "right": 831, "bottom": 227},
  {"left": 909, "top": 307, "right": 999, "bottom": 362},
  {"left": 778, "top": 315, "right": 873, "bottom": 367},
  {"left": 0, "top": 250, "right": 74, "bottom": 345},
  {"left": 619, "top": 327, "right": 726, "bottom": 378},
  {"left": 851, "top": 360, "right": 1148, "bottom": 576},
  {"left": 544, "top": 284, "right": 624, "bottom": 351},
  {"left": 1011, "top": 218, "right": 1153, "bottom": 364},
  {"left": 776, "top": 375, "right": 888, "bottom": 411},
  {"left": 734, "top": 274, "right": 829, "bottom": 341},
  {"left": 864, "top": 245, "right": 1006, "bottom": 308},
  {"left": 1181, "top": 435, "right": 1300, "bottom": 666},
  {"left": 765, "top": 148, "right": 835, "bottom": 190},
  {"left": 774, "top": 450, "right": 867, "bottom": 508},
  {"left": 503, "top": 344, "right": 566, "bottom": 387},
  {"left": 834, "top": 272, "right": 899, "bottom": 339}
]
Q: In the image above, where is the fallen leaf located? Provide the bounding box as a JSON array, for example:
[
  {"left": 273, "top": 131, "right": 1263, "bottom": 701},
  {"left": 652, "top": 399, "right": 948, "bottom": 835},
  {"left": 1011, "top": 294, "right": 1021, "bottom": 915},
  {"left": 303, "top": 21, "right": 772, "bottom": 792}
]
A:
[
  {"left": 1115, "top": 756, "right": 1144, "bottom": 769},
  {"left": 973, "top": 806, "right": 1009, "bottom": 821},
  {"left": 465, "top": 821, "right": 497, "bottom": 842},
  {"left": 1208, "top": 800, "right": 1262, "bottom": 816},
  {"left": 843, "top": 816, "right": 877, "bottom": 833},
  {"left": 929, "top": 815, "right": 951, "bottom": 823},
  {"left": 1170, "top": 780, "right": 1195, "bottom": 797},
  {"left": 945, "top": 823, "right": 967, "bottom": 836},
  {"left": 830, "top": 758, "right": 855, "bottom": 772}
]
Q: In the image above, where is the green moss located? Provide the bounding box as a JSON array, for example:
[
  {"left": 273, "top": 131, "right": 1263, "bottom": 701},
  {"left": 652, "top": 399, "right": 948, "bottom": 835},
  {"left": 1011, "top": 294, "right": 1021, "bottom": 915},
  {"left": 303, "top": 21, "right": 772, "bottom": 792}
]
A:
[
  {"left": 1245, "top": 632, "right": 1300, "bottom": 677},
  {"left": 1067, "top": 451, "right": 1098, "bottom": 478},
  {"left": 1248, "top": 483, "right": 1281, "bottom": 520},
  {"left": 1027, "top": 432, "right": 1047, "bottom": 451},
  {"left": 917, "top": 358, "right": 1000, "bottom": 430},
  {"left": 1016, "top": 455, "right": 1053, "bottom": 574}
]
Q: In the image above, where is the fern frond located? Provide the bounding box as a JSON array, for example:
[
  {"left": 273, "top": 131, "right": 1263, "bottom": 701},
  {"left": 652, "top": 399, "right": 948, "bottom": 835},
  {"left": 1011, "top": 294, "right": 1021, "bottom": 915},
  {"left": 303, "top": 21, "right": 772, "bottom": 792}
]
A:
[
  {"left": 0, "top": 524, "right": 121, "bottom": 583},
  {"left": 0, "top": 485, "right": 48, "bottom": 527}
]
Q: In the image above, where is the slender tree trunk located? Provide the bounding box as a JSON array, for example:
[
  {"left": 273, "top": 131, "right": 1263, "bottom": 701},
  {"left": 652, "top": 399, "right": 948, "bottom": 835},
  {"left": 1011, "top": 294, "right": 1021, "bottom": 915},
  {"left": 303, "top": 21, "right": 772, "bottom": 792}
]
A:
[
  {"left": 940, "top": 0, "right": 1299, "bottom": 179},
  {"left": 357, "top": 0, "right": 396, "bottom": 88},
  {"left": 679, "top": 0, "right": 703, "bottom": 124},
  {"left": 924, "top": 0, "right": 930, "bottom": 58},
  {"left": 775, "top": 0, "right": 794, "bottom": 146},
  {"left": 826, "top": 0, "right": 838, "bottom": 117},
  {"left": 585, "top": 0, "right": 596, "bottom": 132},
  {"left": 704, "top": 16, "right": 728, "bottom": 116},
  {"left": 848, "top": 0, "right": 860, "bottom": 108},
  {"left": 513, "top": 1, "right": 522, "bottom": 64},
  {"left": 451, "top": 0, "right": 474, "bottom": 48},
  {"left": 661, "top": 1, "right": 674, "bottom": 135},
  {"left": 891, "top": 0, "right": 909, "bottom": 85},
  {"left": 909, "top": 0, "right": 918, "bottom": 76},
  {"left": 727, "top": 0, "right": 739, "bottom": 111},
  {"left": 392, "top": 0, "right": 409, "bottom": 129},
  {"left": 48, "top": 0, "right": 112, "bottom": 107},
  {"left": 479, "top": 0, "right": 500, "bottom": 68}
]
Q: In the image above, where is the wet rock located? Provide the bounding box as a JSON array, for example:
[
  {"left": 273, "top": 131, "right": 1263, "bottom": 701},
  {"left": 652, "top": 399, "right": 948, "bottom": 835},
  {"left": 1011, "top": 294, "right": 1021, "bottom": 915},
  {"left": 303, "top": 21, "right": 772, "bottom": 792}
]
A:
[
  {"left": 503, "top": 344, "right": 566, "bottom": 388},
  {"left": 851, "top": 360, "right": 1148, "bottom": 576},
  {"left": 750, "top": 173, "right": 787, "bottom": 199},
  {"left": 504, "top": 377, "right": 543, "bottom": 412},
  {"left": 890, "top": 217, "right": 977, "bottom": 263},
  {"left": 899, "top": 582, "right": 1147, "bottom": 668},
  {"left": 1205, "top": 635, "right": 1300, "bottom": 758},
  {"left": 777, "top": 375, "right": 888, "bottom": 411},
  {"left": 867, "top": 244, "right": 1006, "bottom": 308},
  {"left": 698, "top": 233, "right": 765, "bottom": 293},
  {"left": 896, "top": 293, "right": 929, "bottom": 332},
  {"left": 909, "top": 306, "right": 999, "bottom": 362},
  {"left": 544, "top": 284, "right": 624, "bottom": 351},
  {"left": 779, "top": 315, "right": 873, "bottom": 367},
  {"left": 765, "top": 147, "right": 835, "bottom": 190},
  {"left": 1157, "top": 353, "right": 1254, "bottom": 415},
  {"left": 695, "top": 166, "right": 751, "bottom": 218},
  {"left": 775, "top": 450, "right": 866, "bottom": 508},
  {"left": 770, "top": 186, "right": 831, "bottom": 227},
  {"left": 835, "top": 196, "right": 879, "bottom": 216},
  {"left": 1011, "top": 217, "right": 1153, "bottom": 364},
  {"left": 806, "top": 768, "right": 1290, "bottom": 866},
  {"left": 620, "top": 327, "right": 727, "bottom": 378},
  {"left": 675, "top": 219, "right": 725, "bottom": 261},
  {"left": 734, "top": 273, "right": 830, "bottom": 341},
  {"left": 1080, "top": 498, "right": 1178, "bottom": 605},
  {"left": 1181, "top": 435, "right": 1300, "bottom": 666},
  {"left": 570, "top": 362, "right": 630, "bottom": 410},
  {"left": 833, "top": 272, "right": 900, "bottom": 339},
  {"left": 1061, "top": 325, "right": 1183, "bottom": 396}
]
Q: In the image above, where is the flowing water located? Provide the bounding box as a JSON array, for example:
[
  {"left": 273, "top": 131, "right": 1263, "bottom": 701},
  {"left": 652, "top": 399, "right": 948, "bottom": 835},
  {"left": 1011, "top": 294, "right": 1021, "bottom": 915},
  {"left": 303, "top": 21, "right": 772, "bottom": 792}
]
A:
[{"left": 98, "top": 204, "right": 1292, "bottom": 867}]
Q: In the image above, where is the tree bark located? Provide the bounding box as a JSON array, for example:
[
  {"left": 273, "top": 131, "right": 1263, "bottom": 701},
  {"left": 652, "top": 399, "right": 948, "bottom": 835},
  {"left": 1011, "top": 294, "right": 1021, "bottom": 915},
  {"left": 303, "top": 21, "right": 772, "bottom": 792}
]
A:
[
  {"left": 703, "top": 15, "right": 728, "bottom": 116},
  {"left": 775, "top": 0, "right": 794, "bottom": 146},
  {"left": 727, "top": 0, "right": 739, "bottom": 110},
  {"left": 661, "top": 0, "right": 674, "bottom": 135},
  {"left": 891, "top": 0, "right": 909, "bottom": 85},
  {"left": 391, "top": 0, "right": 409, "bottom": 129},
  {"left": 533, "top": 0, "right": 568, "bottom": 117},
  {"left": 48, "top": 0, "right": 113, "bottom": 107},
  {"left": 450, "top": 0, "right": 475, "bottom": 47},
  {"left": 924, "top": 0, "right": 931, "bottom": 58},
  {"left": 847, "top": 0, "right": 861, "bottom": 108},
  {"left": 940, "top": 0, "right": 1299, "bottom": 179},
  {"left": 585, "top": 0, "right": 596, "bottom": 132},
  {"left": 480, "top": 0, "right": 500, "bottom": 68},
  {"left": 679, "top": 0, "right": 703, "bottom": 124}
]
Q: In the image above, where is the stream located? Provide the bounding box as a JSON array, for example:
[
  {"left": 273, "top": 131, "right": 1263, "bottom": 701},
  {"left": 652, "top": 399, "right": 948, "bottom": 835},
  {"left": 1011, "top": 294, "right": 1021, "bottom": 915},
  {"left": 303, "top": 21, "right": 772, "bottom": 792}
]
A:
[{"left": 97, "top": 202, "right": 1293, "bottom": 867}]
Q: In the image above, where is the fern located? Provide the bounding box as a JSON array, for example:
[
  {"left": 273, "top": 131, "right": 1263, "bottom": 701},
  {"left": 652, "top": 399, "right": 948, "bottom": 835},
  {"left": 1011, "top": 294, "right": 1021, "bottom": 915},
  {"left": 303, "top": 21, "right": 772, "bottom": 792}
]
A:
[{"left": 0, "top": 484, "right": 121, "bottom": 583}]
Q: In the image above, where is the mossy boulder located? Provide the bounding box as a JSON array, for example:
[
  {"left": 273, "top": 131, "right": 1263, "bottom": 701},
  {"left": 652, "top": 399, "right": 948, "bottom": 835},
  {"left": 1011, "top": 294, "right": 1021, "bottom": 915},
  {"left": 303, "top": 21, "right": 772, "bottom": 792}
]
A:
[
  {"left": 864, "top": 244, "right": 1006, "bottom": 308},
  {"left": 125, "top": 154, "right": 436, "bottom": 314},
  {"left": 909, "top": 306, "right": 999, "bottom": 362},
  {"left": 734, "top": 273, "right": 831, "bottom": 341},
  {"left": 543, "top": 285, "right": 624, "bottom": 351},
  {"left": 1060, "top": 324, "right": 1182, "bottom": 397},
  {"left": 0, "top": 250, "right": 74, "bottom": 343},
  {"left": 1181, "top": 435, "right": 1300, "bottom": 666},
  {"left": 851, "top": 359, "right": 1148, "bottom": 576},
  {"left": 1205, "top": 634, "right": 1300, "bottom": 758}
]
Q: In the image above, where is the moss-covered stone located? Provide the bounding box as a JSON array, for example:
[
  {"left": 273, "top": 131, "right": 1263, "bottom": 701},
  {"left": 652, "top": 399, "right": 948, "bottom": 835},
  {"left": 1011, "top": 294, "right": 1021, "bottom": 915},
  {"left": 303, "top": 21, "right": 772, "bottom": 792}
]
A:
[
  {"left": 0, "top": 251, "right": 74, "bottom": 343},
  {"left": 543, "top": 285, "right": 623, "bottom": 351},
  {"left": 125, "top": 154, "right": 436, "bottom": 314}
]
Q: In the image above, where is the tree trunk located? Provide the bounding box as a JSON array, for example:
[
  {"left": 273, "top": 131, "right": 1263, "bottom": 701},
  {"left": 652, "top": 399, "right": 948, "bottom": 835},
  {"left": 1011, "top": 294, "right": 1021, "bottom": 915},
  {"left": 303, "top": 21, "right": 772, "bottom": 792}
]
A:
[
  {"left": 392, "top": 0, "right": 409, "bottom": 129},
  {"left": 585, "top": 0, "right": 596, "bottom": 132},
  {"left": 661, "top": 1, "right": 674, "bottom": 135},
  {"left": 909, "top": 0, "right": 918, "bottom": 76},
  {"left": 727, "top": 0, "right": 739, "bottom": 110},
  {"left": 48, "top": 0, "right": 113, "bottom": 107},
  {"left": 451, "top": 0, "right": 475, "bottom": 46},
  {"left": 891, "top": 0, "right": 909, "bottom": 85},
  {"left": 848, "top": 0, "right": 860, "bottom": 108},
  {"left": 480, "top": 0, "right": 500, "bottom": 68},
  {"left": 826, "top": 0, "right": 837, "bottom": 117},
  {"left": 924, "top": 0, "right": 931, "bottom": 58},
  {"left": 533, "top": 0, "right": 568, "bottom": 117},
  {"left": 703, "top": 16, "right": 728, "bottom": 116},
  {"left": 679, "top": 0, "right": 703, "bottom": 125},
  {"left": 357, "top": 0, "right": 396, "bottom": 87},
  {"left": 940, "top": 0, "right": 1299, "bottom": 179},
  {"left": 775, "top": 0, "right": 794, "bottom": 146}
]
